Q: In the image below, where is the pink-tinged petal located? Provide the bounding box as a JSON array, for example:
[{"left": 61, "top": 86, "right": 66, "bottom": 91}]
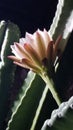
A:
[
  {"left": 25, "top": 32, "right": 33, "bottom": 41},
  {"left": 14, "top": 42, "right": 31, "bottom": 60},
  {"left": 53, "top": 35, "right": 62, "bottom": 62},
  {"left": 37, "top": 29, "right": 52, "bottom": 49},
  {"left": 46, "top": 41, "right": 53, "bottom": 64},
  {"left": 24, "top": 43, "right": 42, "bottom": 66},
  {"left": 19, "top": 38, "right": 26, "bottom": 45},
  {"left": 10, "top": 45, "right": 21, "bottom": 58},
  {"left": 13, "top": 58, "right": 41, "bottom": 73},
  {"left": 25, "top": 32, "right": 36, "bottom": 49},
  {"left": 43, "top": 29, "right": 52, "bottom": 48},
  {"left": 13, "top": 61, "right": 28, "bottom": 69},
  {"left": 13, "top": 58, "right": 31, "bottom": 69},
  {"left": 54, "top": 35, "right": 62, "bottom": 56},
  {"left": 22, "top": 58, "right": 42, "bottom": 72},
  {"left": 8, "top": 55, "right": 21, "bottom": 62},
  {"left": 33, "top": 31, "right": 46, "bottom": 59},
  {"left": 44, "top": 28, "right": 52, "bottom": 41}
]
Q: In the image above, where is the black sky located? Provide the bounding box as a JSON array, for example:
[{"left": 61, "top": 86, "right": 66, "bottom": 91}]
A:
[{"left": 0, "top": 0, "right": 58, "bottom": 35}]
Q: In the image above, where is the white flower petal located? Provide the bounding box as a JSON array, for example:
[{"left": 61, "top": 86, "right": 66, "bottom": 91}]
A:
[
  {"left": 10, "top": 45, "right": 21, "bottom": 58},
  {"left": 19, "top": 38, "right": 26, "bottom": 45}
]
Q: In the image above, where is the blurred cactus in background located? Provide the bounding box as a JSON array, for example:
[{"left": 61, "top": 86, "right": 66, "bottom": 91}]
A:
[
  {"left": 0, "top": 0, "right": 73, "bottom": 130},
  {"left": 0, "top": 21, "right": 20, "bottom": 130}
]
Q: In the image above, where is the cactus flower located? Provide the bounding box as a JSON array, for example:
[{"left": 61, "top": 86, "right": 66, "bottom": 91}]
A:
[
  {"left": 8, "top": 29, "right": 61, "bottom": 76},
  {"left": 8, "top": 29, "right": 62, "bottom": 106}
]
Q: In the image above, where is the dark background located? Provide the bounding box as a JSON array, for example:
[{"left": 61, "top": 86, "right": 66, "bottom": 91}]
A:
[{"left": 0, "top": 0, "right": 57, "bottom": 35}]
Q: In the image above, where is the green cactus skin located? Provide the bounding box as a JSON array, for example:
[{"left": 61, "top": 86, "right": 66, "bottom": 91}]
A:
[
  {"left": 0, "top": 21, "right": 7, "bottom": 49},
  {"left": 0, "top": 21, "right": 20, "bottom": 130},
  {"left": 49, "top": 0, "right": 73, "bottom": 54},
  {"left": 6, "top": 71, "right": 46, "bottom": 130},
  {"left": 41, "top": 96, "right": 73, "bottom": 130}
]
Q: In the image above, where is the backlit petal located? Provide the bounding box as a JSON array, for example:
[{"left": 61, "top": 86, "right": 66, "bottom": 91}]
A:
[
  {"left": 54, "top": 35, "right": 62, "bottom": 56},
  {"left": 53, "top": 35, "right": 62, "bottom": 62},
  {"left": 13, "top": 58, "right": 41, "bottom": 73},
  {"left": 33, "top": 31, "right": 46, "bottom": 59},
  {"left": 47, "top": 41, "right": 53, "bottom": 64},
  {"left": 8, "top": 55, "right": 21, "bottom": 62},
  {"left": 25, "top": 32, "right": 33, "bottom": 42},
  {"left": 22, "top": 58, "right": 42, "bottom": 72},
  {"left": 19, "top": 38, "right": 26, "bottom": 45},
  {"left": 25, "top": 32, "right": 37, "bottom": 50},
  {"left": 14, "top": 42, "right": 31, "bottom": 60},
  {"left": 43, "top": 29, "right": 52, "bottom": 49},
  {"left": 10, "top": 45, "right": 21, "bottom": 59},
  {"left": 24, "top": 43, "right": 42, "bottom": 67}
]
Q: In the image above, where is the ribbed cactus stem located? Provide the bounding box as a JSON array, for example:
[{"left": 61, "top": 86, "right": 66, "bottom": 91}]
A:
[
  {"left": 0, "top": 21, "right": 7, "bottom": 48},
  {"left": 41, "top": 96, "right": 73, "bottom": 130},
  {"left": 49, "top": 0, "right": 73, "bottom": 53},
  {"left": 0, "top": 21, "right": 20, "bottom": 130},
  {"left": 49, "top": 0, "right": 64, "bottom": 37}
]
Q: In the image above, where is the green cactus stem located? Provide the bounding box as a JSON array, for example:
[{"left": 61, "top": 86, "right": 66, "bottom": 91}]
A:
[
  {"left": 0, "top": 21, "right": 7, "bottom": 49},
  {"left": 49, "top": 0, "right": 73, "bottom": 53},
  {"left": 41, "top": 96, "right": 73, "bottom": 130},
  {"left": 0, "top": 21, "right": 20, "bottom": 130}
]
